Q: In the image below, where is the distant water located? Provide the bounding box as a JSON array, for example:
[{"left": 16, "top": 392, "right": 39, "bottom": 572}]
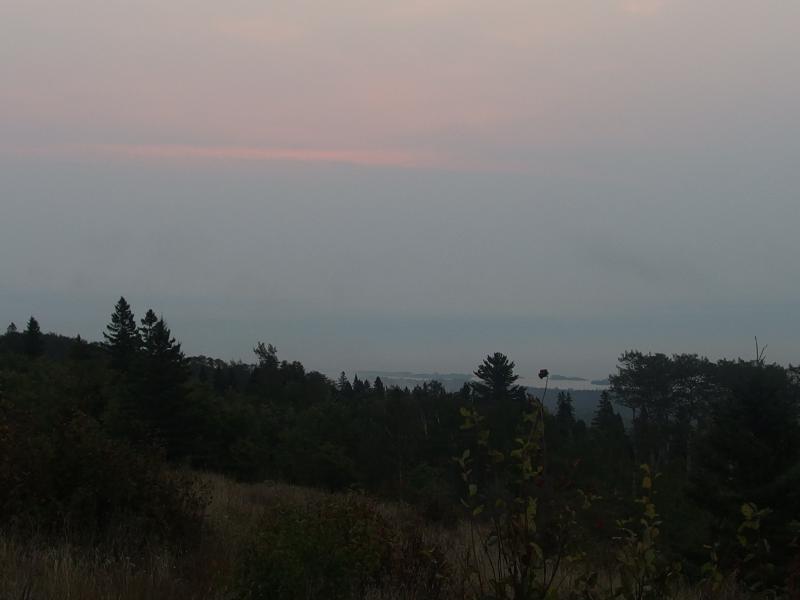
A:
[{"left": 517, "top": 376, "right": 608, "bottom": 392}]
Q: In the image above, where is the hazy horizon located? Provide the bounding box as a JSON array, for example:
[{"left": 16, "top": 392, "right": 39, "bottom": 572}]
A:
[{"left": 3, "top": 1, "right": 799, "bottom": 377}]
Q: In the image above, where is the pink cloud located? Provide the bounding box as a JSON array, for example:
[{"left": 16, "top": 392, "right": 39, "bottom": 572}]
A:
[
  {"left": 4, "top": 143, "right": 519, "bottom": 172},
  {"left": 102, "top": 144, "right": 437, "bottom": 167}
]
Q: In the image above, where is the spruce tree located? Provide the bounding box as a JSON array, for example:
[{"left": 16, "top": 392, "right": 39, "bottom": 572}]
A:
[
  {"left": 591, "top": 391, "right": 624, "bottom": 432},
  {"left": 589, "top": 391, "right": 631, "bottom": 494},
  {"left": 556, "top": 391, "right": 576, "bottom": 437},
  {"left": 103, "top": 297, "right": 140, "bottom": 370},
  {"left": 337, "top": 372, "right": 353, "bottom": 397},
  {"left": 139, "top": 308, "right": 158, "bottom": 350},
  {"left": 23, "top": 316, "right": 43, "bottom": 357},
  {"left": 353, "top": 374, "right": 364, "bottom": 394},
  {"left": 472, "top": 352, "right": 524, "bottom": 402},
  {"left": 138, "top": 313, "right": 189, "bottom": 458},
  {"left": 472, "top": 353, "right": 525, "bottom": 453}
]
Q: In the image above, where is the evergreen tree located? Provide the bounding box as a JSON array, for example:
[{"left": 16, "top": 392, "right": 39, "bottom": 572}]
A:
[
  {"left": 591, "top": 391, "right": 624, "bottom": 433},
  {"left": 103, "top": 297, "right": 140, "bottom": 370},
  {"left": 6, "top": 322, "right": 17, "bottom": 334},
  {"left": 337, "top": 372, "right": 353, "bottom": 397},
  {"left": 556, "top": 391, "right": 576, "bottom": 438},
  {"left": 587, "top": 391, "right": 631, "bottom": 494},
  {"left": 373, "top": 376, "right": 385, "bottom": 396},
  {"left": 137, "top": 314, "right": 189, "bottom": 458},
  {"left": 472, "top": 353, "right": 525, "bottom": 454},
  {"left": 139, "top": 309, "right": 158, "bottom": 349},
  {"left": 23, "top": 316, "right": 43, "bottom": 357},
  {"left": 472, "top": 352, "right": 524, "bottom": 403},
  {"left": 254, "top": 342, "right": 278, "bottom": 369}
]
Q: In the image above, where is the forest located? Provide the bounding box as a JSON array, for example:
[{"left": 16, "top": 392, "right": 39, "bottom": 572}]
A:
[{"left": 1, "top": 297, "right": 799, "bottom": 599}]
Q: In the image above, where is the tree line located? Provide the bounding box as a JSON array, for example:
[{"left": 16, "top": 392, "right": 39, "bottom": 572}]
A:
[{"left": 1, "top": 297, "right": 798, "bottom": 586}]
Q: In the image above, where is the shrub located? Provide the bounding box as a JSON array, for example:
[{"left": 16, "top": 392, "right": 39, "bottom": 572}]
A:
[
  {"left": 237, "top": 494, "right": 392, "bottom": 600},
  {"left": 0, "top": 404, "right": 207, "bottom": 544}
]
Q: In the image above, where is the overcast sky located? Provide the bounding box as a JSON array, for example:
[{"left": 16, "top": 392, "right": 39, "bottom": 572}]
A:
[{"left": 2, "top": 1, "right": 799, "bottom": 378}]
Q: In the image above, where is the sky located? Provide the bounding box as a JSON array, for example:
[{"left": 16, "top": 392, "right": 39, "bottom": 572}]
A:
[{"left": 2, "top": 0, "right": 799, "bottom": 379}]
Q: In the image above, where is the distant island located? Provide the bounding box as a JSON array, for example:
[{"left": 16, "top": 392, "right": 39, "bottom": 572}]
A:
[{"left": 548, "top": 374, "right": 587, "bottom": 382}]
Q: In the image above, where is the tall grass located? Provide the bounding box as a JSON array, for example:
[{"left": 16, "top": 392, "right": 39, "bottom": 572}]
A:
[{"left": 0, "top": 471, "right": 751, "bottom": 600}]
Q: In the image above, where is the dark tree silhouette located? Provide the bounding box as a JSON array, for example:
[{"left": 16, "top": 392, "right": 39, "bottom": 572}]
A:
[
  {"left": 23, "top": 316, "right": 43, "bottom": 357},
  {"left": 472, "top": 352, "right": 524, "bottom": 402},
  {"left": 104, "top": 297, "right": 140, "bottom": 370},
  {"left": 556, "top": 391, "right": 576, "bottom": 437},
  {"left": 337, "top": 372, "right": 353, "bottom": 397},
  {"left": 254, "top": 342, "right": 278, "bottom": 369}
]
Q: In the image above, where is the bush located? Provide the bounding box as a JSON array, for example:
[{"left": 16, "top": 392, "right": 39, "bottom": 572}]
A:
[
  {"left": 0, "top": 404, "right": 207, "bottom": 544},
  {"left": 237, "top": 494, "right": 392, "bottom": 600}
]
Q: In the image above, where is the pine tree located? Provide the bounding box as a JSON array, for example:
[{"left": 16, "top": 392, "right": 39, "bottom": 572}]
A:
[
  {"left": 472, "top": 353, "right": 526, "bottom": 453},
  {"left": 6, "top": 322, "right": 17, "bottom": 334},
  {"left": 589, "top": 391, "right": 631, "bottom": 494},
  {"left": 254, "top": 341, "right": 278, "bottom": 369},
  {"left": 337, "top": 372, "right": 353, "bottom": 397},
  {"left": 591, "top": 391, "right": 623, "bottom": 432},
  {"left": 137, "top": 314, "right": 189, "bottom": 458},
  {"left": 472, "top": 352, "right": 524, "bottom": 402},
  {"left": 23, "top": 316, "right": 43, "bottom": 357},
  {"left": 139, "top": 309, "right": 158, "bottom": 350},
  {"left": 373, "top": 376, "right": 385, "bottom": 396},
  {"left": 556, "top": 391, "right": 576, "bottom": 437},
  {"left": 141, "top": 315, "right": 184, "bottom": 365},
  {"left": 103, "top": 297, "right": 140, "bottom": 370}
]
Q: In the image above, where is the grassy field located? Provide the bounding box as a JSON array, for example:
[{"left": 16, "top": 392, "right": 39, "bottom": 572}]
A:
[
  {"left": 0, "top": 471, "right": 752, "bottom": 600},
  {"left": 0, "top": 472, "right": 475, "bottom": 600}
]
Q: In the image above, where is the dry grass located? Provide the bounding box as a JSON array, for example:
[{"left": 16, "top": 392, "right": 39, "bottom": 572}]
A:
[
  {"left": 0, "top": 535, "right": 215, "bottom": 600},
  {"left": 0, "top": 473, "right": 454, "bottom": 600},
  {"left": 0, "top": 472, "right": 754, "bottom": 600}
]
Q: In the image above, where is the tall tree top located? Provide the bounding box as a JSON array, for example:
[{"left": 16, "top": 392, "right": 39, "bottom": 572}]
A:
[
  {"left": 254, "top": 342, "right": 278, "bottom": 369},
  {"left": 23, "top": 316, "right": 44, "bottom": 357},
  {"left": 104, "top": 296, "right": 140, "bottom": 370},
  {"left": 142, "top": 315, "right": 183, "bottom": 361},
  {"left": 472, "top": 352, "right": 524, "bottom": 402}
]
